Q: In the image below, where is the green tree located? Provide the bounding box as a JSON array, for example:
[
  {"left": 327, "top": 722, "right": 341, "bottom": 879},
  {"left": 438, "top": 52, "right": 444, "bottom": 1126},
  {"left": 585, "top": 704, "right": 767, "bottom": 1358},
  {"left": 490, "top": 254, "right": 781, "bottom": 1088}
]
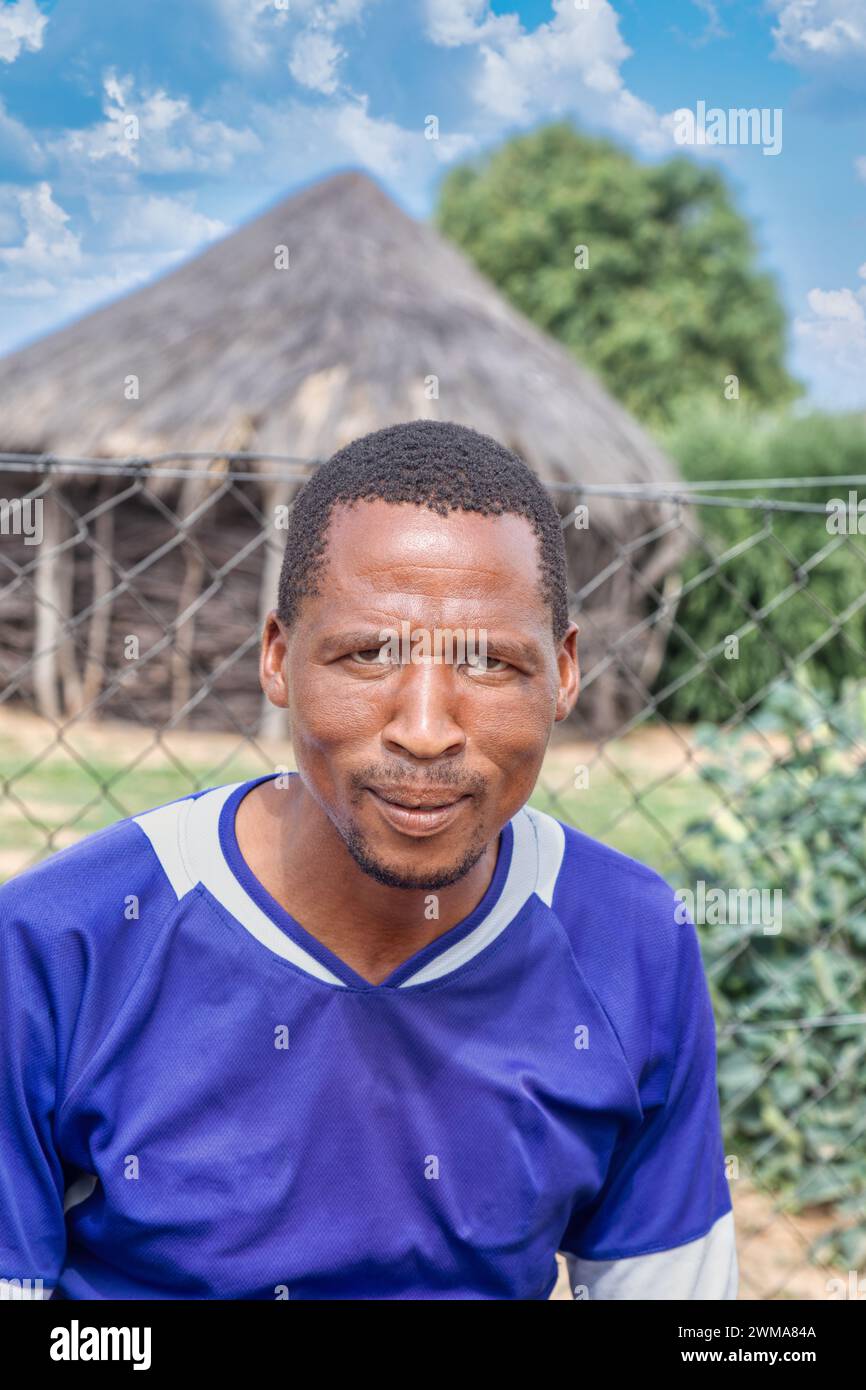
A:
[{"left": 434, "top": 123, "right": 800, "bottom": 425}]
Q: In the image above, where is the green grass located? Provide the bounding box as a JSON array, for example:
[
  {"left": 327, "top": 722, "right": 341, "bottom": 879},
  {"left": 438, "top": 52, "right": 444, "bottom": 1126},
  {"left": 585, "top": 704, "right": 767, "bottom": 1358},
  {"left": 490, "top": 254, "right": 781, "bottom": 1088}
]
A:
[
  {"left": 528, "top": 776, "right": 703, "bottom": 881},
  {"left": 0, "top": 733, "right": 269, "bottom": 876}
]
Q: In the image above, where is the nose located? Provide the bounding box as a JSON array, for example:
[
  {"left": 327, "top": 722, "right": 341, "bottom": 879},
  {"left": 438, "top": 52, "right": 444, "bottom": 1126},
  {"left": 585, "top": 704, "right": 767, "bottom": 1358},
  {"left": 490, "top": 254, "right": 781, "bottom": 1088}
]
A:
[{"left": 380, "top": 656, "right": 467, "bottom": 761}]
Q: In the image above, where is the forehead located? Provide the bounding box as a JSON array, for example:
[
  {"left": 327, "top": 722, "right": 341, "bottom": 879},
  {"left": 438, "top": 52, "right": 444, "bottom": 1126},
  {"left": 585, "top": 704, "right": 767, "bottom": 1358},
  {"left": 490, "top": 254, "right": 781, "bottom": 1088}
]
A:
[{"left": 313, "top": 498, "right": 546, "bottom": 615}]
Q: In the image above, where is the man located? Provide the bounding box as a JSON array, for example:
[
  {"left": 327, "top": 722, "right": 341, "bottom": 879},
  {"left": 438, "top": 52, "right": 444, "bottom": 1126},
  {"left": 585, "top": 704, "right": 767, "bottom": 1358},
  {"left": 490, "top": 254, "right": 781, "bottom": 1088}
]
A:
[{"left": 0, "top": 419, "right": 737, "bottom": 1300}]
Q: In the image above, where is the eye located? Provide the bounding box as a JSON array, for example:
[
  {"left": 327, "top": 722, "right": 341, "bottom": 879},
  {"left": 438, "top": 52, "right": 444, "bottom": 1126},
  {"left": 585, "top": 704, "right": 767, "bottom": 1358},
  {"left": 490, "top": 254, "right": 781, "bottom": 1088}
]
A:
[
  {"left": 352, "top": 645, "right": 392, "bottom": 665},
  {"left": 464, "top": 652, "right": 510, "bottom": 675}
]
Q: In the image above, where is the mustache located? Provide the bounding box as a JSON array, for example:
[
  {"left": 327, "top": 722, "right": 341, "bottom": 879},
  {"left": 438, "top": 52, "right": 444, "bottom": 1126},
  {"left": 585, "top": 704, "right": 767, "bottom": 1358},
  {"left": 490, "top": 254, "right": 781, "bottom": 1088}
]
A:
[{"left": 349, "top": 764, "right": 487, "bottom": 799}]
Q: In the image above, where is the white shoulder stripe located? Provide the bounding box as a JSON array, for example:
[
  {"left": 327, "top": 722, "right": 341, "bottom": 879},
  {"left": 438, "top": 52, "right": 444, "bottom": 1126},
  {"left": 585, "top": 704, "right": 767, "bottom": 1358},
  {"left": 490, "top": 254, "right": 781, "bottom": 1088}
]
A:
[
  {"left": 182, "top": 783, "right": 346, "bottom": 986},
  {"left": 399, "top": 805, "right": 539, "bottom": 986},
  {"left": 567, "top": 1209, "right": 738, "bottom": 1300},
  {"left": 523, "top": 804, "right": 566, "bottom": 908},
  {"left": 134, "top": 784, "right": 349, "bottom": 984},
  {"left": 133, "top": 796, "right": 196, "bottom": 899},
  {"left": 399, "top": 802, "right": 567, "bottom": 987}
]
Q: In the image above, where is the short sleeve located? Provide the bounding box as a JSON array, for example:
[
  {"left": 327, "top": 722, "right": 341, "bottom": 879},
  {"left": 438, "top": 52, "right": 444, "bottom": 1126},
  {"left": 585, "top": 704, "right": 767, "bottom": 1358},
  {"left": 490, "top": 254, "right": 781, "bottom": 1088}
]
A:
[
  {"left": 0, "top": 895, "right": 67, "bottom": 1297},
  {"left": 559, "top": 905, "right": 737, "bottom": 1300}
]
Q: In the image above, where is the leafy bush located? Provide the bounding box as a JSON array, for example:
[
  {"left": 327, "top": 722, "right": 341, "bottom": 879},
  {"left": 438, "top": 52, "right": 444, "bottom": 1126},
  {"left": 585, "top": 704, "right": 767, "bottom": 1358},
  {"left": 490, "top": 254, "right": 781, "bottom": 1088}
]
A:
[
  {"left": 681, "top": 680, "right": 866, "bottom": 1266},
  {"left": 656, "top": 409, "right": 866, "bottom": 723}
]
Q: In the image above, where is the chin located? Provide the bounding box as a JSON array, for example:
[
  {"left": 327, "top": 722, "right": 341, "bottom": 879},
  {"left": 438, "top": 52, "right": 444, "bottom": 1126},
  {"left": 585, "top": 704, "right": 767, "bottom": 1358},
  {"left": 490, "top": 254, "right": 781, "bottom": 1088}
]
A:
[
  {"left": 364, "top": 865, "right": 463, "bottom": 891},
  {"left": 344, "top": 824, "right": 486, "bottom": 892}
]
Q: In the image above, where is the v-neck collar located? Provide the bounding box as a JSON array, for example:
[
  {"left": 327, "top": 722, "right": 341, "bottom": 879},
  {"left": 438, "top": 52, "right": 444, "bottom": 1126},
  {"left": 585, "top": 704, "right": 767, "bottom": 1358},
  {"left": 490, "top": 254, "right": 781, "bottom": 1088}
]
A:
[
  {"left": 132, "top": 773, "right": 563, "bottom": 991},
  {"left": 215, "top": 772, "right": 516, "bottom": 990}
]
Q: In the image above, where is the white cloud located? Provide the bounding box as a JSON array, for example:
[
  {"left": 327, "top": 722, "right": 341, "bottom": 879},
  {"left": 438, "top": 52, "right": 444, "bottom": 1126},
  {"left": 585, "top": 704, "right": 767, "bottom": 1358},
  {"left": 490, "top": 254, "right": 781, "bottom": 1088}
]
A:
[
  {"left": 794, "top": 279, "right": 866, "bottom": 409},
  {"left": 0, "top": 189, "right": 24, "bottom": 244},
  {"left": 289, "top": 30, "right": 345, "bottom": 94},
  {"left": 805, "top": 286, "right": 864, "bottom": 322},
  {"left": 51, "top": 72, "right": 261, "bottom": 175},
  {"left": 425, "top": 0, "right": 520, "bottom": 47},
  {"left": 0, "top": 0, "right": 47, "bottom": 63},
  {"left": 0, "top": 184, "right": 228, "bottom": 350},
  {"left": 0, "top": 96, "right": 44, "bottom": 172},
  {"left": 0, "top": 183, "right": 81, "bottom": 274},
  {"left": 239, "top": 93, "right": 473, "bottom": 211},
  {"left": 91, "top": 193, "right": 226, "bottom": 251},
  {"left": 214, "top": 0, "right": 370, "bottom": 81},
  {"left": 285, "top": 0, "right": 372, "bottom": 94},
  {"left": 211, "top": 0, "right": 288, "bottom": 66},
  {"left": 424, "top": 0, "right": 667, "bottom": 153},
  {"left": 770, "top": 0, "right": 866, "bottom": 65},
  {"left": 689, "top": 0, "right": 726, "bottom": 43},
  {"left": 330, "top": 93, "right": 427, "bottom": 177},
  {"left": 855, "top": 154, "right": 866, "bottom": 181}
]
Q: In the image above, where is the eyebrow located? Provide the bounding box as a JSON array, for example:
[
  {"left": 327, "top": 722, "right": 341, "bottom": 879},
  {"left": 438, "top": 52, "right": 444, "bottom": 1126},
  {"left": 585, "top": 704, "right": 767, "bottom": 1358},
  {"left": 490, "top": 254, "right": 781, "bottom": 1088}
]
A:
[
  {"left": 316, "top": 628, "right": 543, "bottom": 667},
  {"left": 317, "top": 629, "right": 394, "bottom": 658}
]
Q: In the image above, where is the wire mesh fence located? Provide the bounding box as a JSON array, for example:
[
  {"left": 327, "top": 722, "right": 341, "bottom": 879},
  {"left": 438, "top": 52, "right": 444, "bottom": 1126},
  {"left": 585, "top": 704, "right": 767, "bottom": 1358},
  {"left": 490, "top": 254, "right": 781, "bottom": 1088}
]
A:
[{"left": 1, "top": 451, "right": 865, "bottom": 1301}]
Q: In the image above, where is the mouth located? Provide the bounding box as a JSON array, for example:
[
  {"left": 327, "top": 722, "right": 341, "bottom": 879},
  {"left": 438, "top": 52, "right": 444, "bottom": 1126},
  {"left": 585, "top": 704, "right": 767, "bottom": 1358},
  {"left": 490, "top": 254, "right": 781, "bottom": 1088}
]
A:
[{"left": 365, "top": 787, "right": 472, "bottom": 836}]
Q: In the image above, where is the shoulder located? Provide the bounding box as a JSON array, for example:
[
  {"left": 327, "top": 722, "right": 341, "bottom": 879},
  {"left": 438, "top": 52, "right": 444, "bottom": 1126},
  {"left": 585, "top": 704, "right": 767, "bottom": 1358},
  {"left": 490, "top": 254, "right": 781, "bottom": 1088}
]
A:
[
  {"left": 525, "top": 806, "right": 685, "bottom": 962},
  {"left": 0, "top": 792, "right": 197, "bottom": 932},
  {"left": 525, "top": 806, "right": 707, "bottom": 1082},
  {"left": 0, "top": 783, "right": 225, "bottom": 986},
  {"left": 0, "top": 784, "right": 222, "bottom": 1101}
]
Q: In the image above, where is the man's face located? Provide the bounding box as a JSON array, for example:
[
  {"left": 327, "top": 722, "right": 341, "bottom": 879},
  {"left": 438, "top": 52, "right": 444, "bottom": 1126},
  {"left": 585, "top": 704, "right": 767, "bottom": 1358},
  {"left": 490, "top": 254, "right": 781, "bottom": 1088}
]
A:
[{"left": 261, "top": 498, "right": 579, "bottom": 890}]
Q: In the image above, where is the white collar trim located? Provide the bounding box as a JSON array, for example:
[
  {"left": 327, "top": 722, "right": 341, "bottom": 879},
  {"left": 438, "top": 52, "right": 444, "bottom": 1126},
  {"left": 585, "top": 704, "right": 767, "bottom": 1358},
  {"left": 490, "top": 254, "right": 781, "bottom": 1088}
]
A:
[{"left": 134, "top": 783, "right": 566, "bottom": 989}]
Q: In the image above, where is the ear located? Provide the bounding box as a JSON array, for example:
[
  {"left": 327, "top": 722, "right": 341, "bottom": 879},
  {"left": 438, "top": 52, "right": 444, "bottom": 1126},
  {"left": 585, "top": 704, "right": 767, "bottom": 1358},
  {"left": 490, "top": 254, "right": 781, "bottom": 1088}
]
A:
[
  {"left": 554, "top": 622, "right": 580, "bottom": 722},
  {"left": 260, "top": 611, "right": 290, "bottom": 710}
]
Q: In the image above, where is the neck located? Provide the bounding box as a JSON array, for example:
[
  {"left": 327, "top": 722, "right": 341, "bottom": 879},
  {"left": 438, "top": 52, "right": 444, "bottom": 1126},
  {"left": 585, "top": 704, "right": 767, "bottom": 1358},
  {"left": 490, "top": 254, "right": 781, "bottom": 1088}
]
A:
[{"left": 234, "top": 775, "right": 500, "bottom": 985}]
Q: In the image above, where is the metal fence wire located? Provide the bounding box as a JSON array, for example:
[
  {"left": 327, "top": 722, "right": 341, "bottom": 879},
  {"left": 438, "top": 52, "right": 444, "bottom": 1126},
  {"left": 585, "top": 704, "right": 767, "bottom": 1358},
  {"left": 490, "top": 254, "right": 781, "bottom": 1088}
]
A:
[{"left": 1, "top": 451, "right": 865, "bottom": 1301}]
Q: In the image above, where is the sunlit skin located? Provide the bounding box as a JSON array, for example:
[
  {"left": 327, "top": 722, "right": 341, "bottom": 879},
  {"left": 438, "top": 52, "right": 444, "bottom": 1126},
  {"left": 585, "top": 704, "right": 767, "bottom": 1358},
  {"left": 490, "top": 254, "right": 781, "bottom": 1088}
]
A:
[{"left": 236, "top": 497, "right": 579, "bottom": 984}]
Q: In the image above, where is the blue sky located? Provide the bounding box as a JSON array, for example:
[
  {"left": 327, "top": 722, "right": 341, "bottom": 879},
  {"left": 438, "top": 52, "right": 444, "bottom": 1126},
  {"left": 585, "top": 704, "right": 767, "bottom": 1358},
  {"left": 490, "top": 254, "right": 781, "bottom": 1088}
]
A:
[{"left": 0, "top": 0, "right": 864, "bottom": 408}]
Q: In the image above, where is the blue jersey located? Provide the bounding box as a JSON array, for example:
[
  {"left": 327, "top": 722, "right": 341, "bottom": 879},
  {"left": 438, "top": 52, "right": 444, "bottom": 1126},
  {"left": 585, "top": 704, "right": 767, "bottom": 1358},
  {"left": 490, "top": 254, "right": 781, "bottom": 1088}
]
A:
[{"left": 0, "top": 773, "right": 736, "bottom": 1300}]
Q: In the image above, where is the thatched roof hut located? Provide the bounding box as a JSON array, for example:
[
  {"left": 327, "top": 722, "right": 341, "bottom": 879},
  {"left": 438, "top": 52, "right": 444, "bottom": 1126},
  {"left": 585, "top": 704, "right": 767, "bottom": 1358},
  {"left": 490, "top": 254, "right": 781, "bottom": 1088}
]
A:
[{"left": 0, "top": 169, "right": 685, "bottom": 739}]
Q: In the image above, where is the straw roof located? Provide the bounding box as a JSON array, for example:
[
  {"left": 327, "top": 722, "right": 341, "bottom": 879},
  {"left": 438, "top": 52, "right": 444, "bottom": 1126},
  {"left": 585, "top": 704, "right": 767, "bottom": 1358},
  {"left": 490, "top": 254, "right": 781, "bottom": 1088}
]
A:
[{"left": 0, "top": 170, "right": 679, "bottom": 525}]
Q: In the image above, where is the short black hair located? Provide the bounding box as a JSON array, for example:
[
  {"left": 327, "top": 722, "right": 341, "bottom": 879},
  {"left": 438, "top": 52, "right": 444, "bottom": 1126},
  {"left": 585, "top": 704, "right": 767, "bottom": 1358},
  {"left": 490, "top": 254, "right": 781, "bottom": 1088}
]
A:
[{"left": 276, "top": 418, "right": 570, "bottom": 643}]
